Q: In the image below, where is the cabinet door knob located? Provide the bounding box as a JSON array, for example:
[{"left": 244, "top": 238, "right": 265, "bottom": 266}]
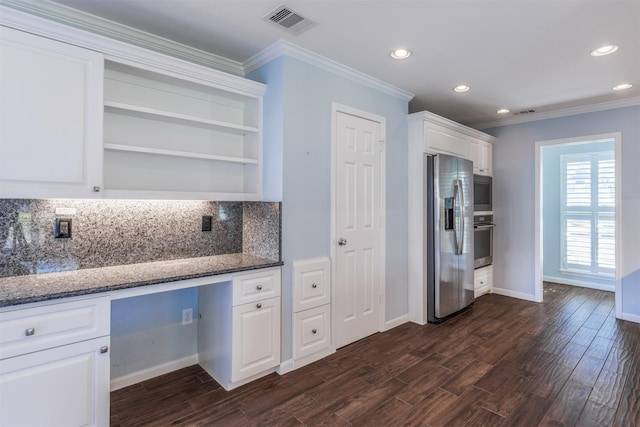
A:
[
  {"left": 256, "top": 303, "right": 262, "bottom": 309},
  {"left": 100, "top": 346, "right": 109, "bottom": 354},
  {"left": 25, "top": 328, "right": 35, "bottom": 336},
  {"left": 256, "top": 284, "right": 263, "bottom": 290},
  {"left": 312, "top": 329, "right": 317, "bottom": 334},
  {"left": 312, "top": 283, "right": 317, "bottom": 288}
]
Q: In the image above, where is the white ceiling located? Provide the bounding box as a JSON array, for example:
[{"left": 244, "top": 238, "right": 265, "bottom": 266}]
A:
[{"left": 41, "top": 0, "right": 640, "bottom": 126}]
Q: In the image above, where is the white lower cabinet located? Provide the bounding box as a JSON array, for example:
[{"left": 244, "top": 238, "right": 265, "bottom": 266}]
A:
[
  {"left": 294, "top": 304, "right": 331, "bottom": 360},
  {"left": 0, "top": 336, "right": 110, "bottom": 427},
  {"left": 232, "top": 297, "right": 281, "bottom": 381},
  {"left": 198, "top": 268, "right": 281, "bottom": 390},
  {"left": 474, "top": 265, "right": 493, "bottom": 298},
  {"left": 0, "top": 297, "right": 111, "bottom": 427},
  {"left": 292, "top": 258, "right": 333, "bottom": 369}
]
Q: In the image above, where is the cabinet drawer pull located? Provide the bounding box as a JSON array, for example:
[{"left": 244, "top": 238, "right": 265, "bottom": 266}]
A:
[
  {"left": 256, "top": 285, "right": 263, "bottom": 290},
  {"left": 312, "top": 329, "right": 317, "bottom": 334},
  {"left": 93, "top": 186, "right": 101, "bottom": 192},
  {"left": 312, "top": 283, "right": 317, "bottom": 288},
  {"left": 100, "top": 346, "right": 109, "bottom": 354},
  {"left": 256, "top": 303, "right": 262, "bottom": 309},
  {"left": 25, "top": 328, "right": 35, "bottom": 336}
]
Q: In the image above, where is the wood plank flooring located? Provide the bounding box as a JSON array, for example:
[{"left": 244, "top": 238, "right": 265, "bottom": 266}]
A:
[{"left": 110, "top": 283, "right": 640, "bottom": 426}]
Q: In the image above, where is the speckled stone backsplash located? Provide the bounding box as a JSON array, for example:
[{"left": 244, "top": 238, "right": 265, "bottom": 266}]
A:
[{"left": 0, "top": 199, "right": 280, "bottom": 277}]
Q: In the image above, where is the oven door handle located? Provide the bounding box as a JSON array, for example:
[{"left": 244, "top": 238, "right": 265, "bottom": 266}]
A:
[{"left": 474, "top": 224, "right": 496, "bottom": 230}]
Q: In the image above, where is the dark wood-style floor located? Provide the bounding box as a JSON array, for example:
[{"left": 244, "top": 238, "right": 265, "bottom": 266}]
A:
[{"left": 110, "top": 283, "right": 640, "bottom": 426}]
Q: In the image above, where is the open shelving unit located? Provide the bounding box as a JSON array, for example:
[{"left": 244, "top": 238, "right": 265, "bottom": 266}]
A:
[{"left": 102, "top": 60, "right": 265, "bottom": 200}]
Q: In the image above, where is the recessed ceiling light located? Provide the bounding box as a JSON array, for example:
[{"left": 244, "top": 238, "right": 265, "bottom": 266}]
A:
[
  {"left": 453, "top": 85, "right": 470, "bottom": 93},
  {"left": 390, "top": 48, "right": 411, "bottom": 60},
  {"left": 496, "top": 109, "right": 510, "bottom": 114},
  {"left": 591, "top": 45, "right": 619, "bottom": 56},
  {"left": 613, "top": 83, "right": 633, "bottom": 91}
]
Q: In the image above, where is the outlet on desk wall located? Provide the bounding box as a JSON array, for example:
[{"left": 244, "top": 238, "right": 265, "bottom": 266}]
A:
[{"left": 182, "top": 308, "right": 193, "bottom": 325}]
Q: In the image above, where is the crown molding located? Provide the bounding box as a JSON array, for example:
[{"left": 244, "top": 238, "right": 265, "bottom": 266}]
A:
[
  {"left": 471, "top": 97, "right": 640, "bottom": 130},
  {"left": 0, "top": 0, "right": 244, "bottom": 76},
  {"left": 0, "top": 4, "right": 265, "bottom": 97},
  {"left": 245, "top": 40, "right": 415, "bottom": 102}
]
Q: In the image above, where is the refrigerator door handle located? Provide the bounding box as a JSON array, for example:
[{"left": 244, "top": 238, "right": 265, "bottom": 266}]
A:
[{"left": 454, "top": 179, "right": 464, "bottom": 255}]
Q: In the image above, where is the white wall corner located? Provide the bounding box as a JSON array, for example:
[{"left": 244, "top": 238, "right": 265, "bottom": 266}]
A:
[
  {"left": 384, "top": 313, "right": 410, "bottom": 331},
  {"left": 492, "top": 287, "right": 542, "bottom": 303},
  {"left": 244, "top": 40, "right": 415, "bottom": 102},
  {"left": 619, "top": 311, "right": 640, "bottom": 324}
]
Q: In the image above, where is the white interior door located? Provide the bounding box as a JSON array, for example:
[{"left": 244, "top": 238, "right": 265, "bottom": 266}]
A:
[{"left": 334, "top": 108, "right": 383, "bottom": 348}]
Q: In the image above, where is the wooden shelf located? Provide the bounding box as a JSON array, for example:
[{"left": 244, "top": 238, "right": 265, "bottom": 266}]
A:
[
  {"left": 104, "top": 143, "right": 258, "bottom": 165},
  {"left": 104, "top": 101, "right": 259, "bottom": 135}
]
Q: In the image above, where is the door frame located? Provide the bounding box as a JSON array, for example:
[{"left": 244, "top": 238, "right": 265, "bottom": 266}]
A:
[
  {"left": 534, "top": 132, "right": 622, "bottom": 317},
  {"left": 330, "top": 102, "right": 386, "bottom": 347}
]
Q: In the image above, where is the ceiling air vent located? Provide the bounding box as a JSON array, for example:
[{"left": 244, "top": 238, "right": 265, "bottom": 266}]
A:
[{"left": 264, "top": 5, "right": 316, "bottom": 34}]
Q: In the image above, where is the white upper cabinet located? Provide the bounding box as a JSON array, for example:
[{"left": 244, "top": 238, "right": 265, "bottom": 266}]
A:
[
  {"left": 408, "top": 111, "right": 494, "bottom": 175},
  {"left": 0, "top": 17, "right": 266, "bottom": 201},
  {"left": 0, "top": 26, "right": 104, "bottom": 199},
  {"left": 102, "top": 60, "right": 264, "bottom": 200},
  {"left": 423, "top": 122, "right": 470, "bottom": 159},
  {"left": 469, "top": 139, "right": 493, "bottom": 176}
]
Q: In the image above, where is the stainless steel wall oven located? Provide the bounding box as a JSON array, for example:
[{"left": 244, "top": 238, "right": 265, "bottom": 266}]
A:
[{"left": 474, "top": 214, "right": 494, "bottom": 269}]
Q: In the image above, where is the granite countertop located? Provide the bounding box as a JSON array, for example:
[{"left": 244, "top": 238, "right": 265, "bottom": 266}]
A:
[{"left": 0, "top": 253, "right": 283, "bottom": 308}]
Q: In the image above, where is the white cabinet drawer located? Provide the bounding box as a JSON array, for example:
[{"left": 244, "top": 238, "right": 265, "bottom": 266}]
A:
[
  {"left": 293, "top": 257, "right": 331, "bottom": 312},
  {"left": 294, "top": 304, "right": 331, "bottom": 360},
  {"left": 0, "top": 297, "right": 110, "bottom": 360},
  {"left": 232, "top": 268, "right": 281, "bottom": 306},
  {"left": 474, "top": 265, "right": 493, "bottom": 298}
]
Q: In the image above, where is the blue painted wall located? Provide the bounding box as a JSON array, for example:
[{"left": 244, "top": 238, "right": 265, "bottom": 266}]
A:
[
  {"left": 248, "top": 55, "right": 410, "bottom": 359},
  {"left": 542, "top": 140, "right": 615, "bottom": 289},
  {"left": 483, "top": 105, "right": 640, "bottom": 319}
]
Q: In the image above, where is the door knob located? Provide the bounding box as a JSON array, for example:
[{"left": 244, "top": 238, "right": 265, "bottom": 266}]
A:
[{"left": 338, "top": 238, "right": 347, "bottom": 246}]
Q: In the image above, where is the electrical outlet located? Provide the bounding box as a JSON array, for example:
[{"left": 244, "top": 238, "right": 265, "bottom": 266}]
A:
[
  {"left": 182, "top": 308, "right": 193, "bottom": 325},
  {"left": 54, "top": 218, "right": 72, "bottom": 239},
  {"left": 202, "top": 215, "right": 212, "bottom": 231}
]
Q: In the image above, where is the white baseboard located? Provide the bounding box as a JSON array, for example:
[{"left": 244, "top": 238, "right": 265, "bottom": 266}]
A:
[
  {"left": 277, "top": 347, "right": 336, "bottom": 374},
  {"left": 543, "top": 275, "right": 615, "bottom": 292},
  {"left": 110, "top": 354, "right": 198, "bottom": 391},
  {"left": 619, "top": 311, "right": 640, "bottom": 324},
  {"left": 492, "top": 287, "right": 540, "bottom": 302},
  {"left": 383, "top": 313, "right": 409, "bottom": 331},
  {"left": 277, "top": 359, "right": 295, "bottom": 375}
]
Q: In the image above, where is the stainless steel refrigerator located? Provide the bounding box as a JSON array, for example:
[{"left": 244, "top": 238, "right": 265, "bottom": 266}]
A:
[{"left": 425, "top": 153, "right": 475, "bottom": 323}]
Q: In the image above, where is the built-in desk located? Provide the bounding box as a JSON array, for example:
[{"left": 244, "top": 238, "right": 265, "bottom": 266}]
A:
[{"left": 0, "top": 254, "right": 283, "bottom": 426}]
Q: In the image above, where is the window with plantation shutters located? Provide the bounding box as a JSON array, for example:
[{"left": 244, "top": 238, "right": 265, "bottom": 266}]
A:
[{"left": 561, "top": 152, "right": 615, "bottom": 277}]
